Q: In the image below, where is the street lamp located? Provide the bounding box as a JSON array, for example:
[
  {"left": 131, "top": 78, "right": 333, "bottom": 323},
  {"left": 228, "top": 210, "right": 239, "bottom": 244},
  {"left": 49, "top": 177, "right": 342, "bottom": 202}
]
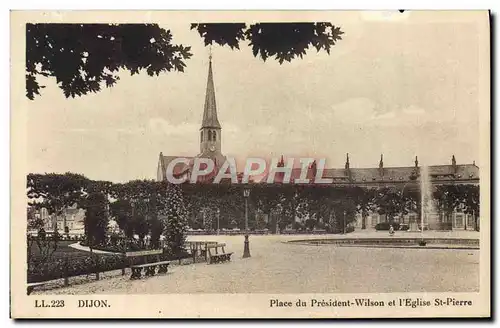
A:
[
  {"left": 216, "top": 208, "right": 220, "bottom": 235},
  {"left": 243, "top": 187, "right": 251, "bottom": 258}
]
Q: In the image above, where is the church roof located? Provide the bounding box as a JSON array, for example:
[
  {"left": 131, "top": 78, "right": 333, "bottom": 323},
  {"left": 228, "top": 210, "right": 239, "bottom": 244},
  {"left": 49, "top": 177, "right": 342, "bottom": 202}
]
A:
[
  {"left": 201, "top": 58, "right": 221, "bottom": 129},
  {"left": 260, "top": 162, "right": 479, "bottom": 184},
  {"left": 159, "top": 155, "right": 193, "bottom": 178}
]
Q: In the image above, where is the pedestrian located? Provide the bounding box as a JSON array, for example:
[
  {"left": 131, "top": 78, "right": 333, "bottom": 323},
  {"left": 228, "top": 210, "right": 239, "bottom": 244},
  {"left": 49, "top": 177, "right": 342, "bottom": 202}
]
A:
[{"left": 389, "top": 225, "right": 395, "bottom": 236}]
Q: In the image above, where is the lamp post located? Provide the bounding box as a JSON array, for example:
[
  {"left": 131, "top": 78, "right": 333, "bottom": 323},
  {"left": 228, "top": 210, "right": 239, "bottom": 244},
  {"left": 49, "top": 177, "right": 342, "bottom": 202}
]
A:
[
  {"left": 243, "top": 187, "right": 251, "bottom": 258},
  {"left": 343, "top": 210, "right": 346, "bottom": 234},
  {"left": 217, "top": 208, "right": 220, "bottom": 235}
]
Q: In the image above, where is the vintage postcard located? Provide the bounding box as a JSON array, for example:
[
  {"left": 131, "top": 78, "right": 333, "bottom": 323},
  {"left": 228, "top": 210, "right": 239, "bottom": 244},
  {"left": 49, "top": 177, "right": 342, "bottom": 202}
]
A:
[{"left": 10, "top": 10, "right": 490, "bottom": 318}]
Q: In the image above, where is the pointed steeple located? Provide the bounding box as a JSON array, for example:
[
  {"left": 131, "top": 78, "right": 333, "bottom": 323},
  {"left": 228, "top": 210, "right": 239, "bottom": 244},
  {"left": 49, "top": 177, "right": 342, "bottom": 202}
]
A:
[
  {"left": 379, "top": 154, "right": 384, "bottom": 177},
  {"left": 201, "top": 55, "right": 221, "bottom": 129},
  {"left": 345, "top": 153, "right": 350, "bottom": 170},
  {"left": 414, "top": 155, "right": 418, "bottom": 167},
  {"left": 451, "top": 155, "right": 457, "bottom": 174}
]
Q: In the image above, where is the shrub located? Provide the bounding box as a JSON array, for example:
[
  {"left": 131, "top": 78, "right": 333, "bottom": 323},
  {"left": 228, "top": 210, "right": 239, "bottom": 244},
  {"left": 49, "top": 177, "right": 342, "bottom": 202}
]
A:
[
  {"left": 375, "top": 222, "right": 401, "bottom": 231},
  {"left": 27, "top": 254, "right": 126, "bottom": 283},
  {"left": 292, "top": 222, "right": 304, "bottom": 231},
  {"left": 315, "top": 221, "right": 326, "bottom": 230}
]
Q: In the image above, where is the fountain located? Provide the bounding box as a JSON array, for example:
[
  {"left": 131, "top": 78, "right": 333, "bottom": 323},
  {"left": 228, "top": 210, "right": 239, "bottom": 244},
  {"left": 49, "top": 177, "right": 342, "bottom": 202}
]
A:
[{"left": 419, "top": 165, "right": 435, "bottom": 245}]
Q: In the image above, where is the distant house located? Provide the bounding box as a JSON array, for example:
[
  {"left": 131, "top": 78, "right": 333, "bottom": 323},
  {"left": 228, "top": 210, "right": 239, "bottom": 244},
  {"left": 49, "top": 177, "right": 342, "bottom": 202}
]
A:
[{"left": 32, "top": 205, "right": 85, "bottom": 234}]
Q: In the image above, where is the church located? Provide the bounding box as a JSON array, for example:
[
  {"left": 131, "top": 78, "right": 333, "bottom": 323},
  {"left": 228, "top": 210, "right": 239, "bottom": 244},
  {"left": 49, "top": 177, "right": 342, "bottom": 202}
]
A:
[
  {"left": 156, "top": 57, "right": 480, "bottom": 231},
  {"left": 156, "top": 55, "right": 226, "bottom": 183}
]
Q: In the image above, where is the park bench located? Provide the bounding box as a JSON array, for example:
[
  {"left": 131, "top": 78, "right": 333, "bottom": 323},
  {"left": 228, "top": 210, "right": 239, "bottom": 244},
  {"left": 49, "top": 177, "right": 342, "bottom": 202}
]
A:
[
  {"left": 125, "top": 249, "right": 171, "bottom": 280},
  {"left": 207, "top": 243, "right": 233, "bottom": 264},
  {"left": 185, "top": 241, "right": 217, "bottom": 263}
]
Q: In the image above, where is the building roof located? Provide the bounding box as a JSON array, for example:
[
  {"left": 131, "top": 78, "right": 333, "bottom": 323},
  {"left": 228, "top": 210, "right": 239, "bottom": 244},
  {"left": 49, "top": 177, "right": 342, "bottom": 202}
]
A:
[
  {"left": 159, "top": 154, "right": 193, "bottom": 179},
  {"left": 260, "top": 162, "right": 479, "bottom": 184}
]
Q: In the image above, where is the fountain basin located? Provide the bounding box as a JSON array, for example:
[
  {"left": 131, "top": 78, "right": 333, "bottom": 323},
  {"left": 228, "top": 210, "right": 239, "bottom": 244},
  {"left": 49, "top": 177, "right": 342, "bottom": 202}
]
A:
[{"left": 287, "top": 237, "right": 479, "bottom": 250}]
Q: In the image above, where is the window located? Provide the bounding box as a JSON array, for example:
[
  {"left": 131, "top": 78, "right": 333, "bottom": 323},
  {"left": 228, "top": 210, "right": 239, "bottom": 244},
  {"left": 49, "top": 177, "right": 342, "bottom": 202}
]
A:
[
  {"left": 208, "top": 130, "right": 212, "bottom": 141},
  {"left": 201, "top": 130, "right": 203, "bottom": 141},
  {"left": 213, "top": 130, "right": 216, "bottom": 141}
]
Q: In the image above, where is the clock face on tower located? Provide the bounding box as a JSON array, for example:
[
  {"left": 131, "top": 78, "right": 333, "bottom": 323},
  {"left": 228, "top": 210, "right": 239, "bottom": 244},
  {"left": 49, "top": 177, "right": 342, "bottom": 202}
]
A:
[{"left": 209, "top": 145, "right": 216, "bottom": 152}]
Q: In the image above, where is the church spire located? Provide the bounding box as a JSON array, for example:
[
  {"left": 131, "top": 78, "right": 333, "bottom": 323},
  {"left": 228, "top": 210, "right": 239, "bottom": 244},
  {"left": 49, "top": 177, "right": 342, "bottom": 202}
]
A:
[{"left": 201, "top": 54, "right": 221, "bottom": 129}]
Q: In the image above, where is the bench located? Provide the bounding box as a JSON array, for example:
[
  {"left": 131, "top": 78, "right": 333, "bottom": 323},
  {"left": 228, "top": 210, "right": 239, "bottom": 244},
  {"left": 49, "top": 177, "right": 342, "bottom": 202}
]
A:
[
  {"left": 207, "top": 243, "right": 233, "bottom": 264},
  {"left": 125, "top": 249, "right": 171, "bottom": 280},
  {"left": 185, "top": 241, "right": 217, "bottom": 263}
]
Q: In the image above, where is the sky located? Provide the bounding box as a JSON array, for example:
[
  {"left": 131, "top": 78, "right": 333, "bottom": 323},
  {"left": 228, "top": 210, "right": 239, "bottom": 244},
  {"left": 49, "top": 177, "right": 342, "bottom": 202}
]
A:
[{"left": 25, "top": 11, "right": 486, "bottom": 183}]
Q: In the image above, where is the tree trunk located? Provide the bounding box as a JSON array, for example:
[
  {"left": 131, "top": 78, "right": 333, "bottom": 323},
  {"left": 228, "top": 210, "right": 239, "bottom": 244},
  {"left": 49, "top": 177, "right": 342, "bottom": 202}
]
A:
[
  {"left": 361, "top": 213, "right": 366, "bottom": 229},
  {"left": 474, "top": 210, "right": 479, "bottom": 231}
]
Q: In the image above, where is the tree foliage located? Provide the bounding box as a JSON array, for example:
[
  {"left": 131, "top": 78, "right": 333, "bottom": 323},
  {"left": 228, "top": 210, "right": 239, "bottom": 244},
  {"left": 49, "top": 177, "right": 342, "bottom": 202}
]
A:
[
  {"left": 82, "top": 191, "right": 108, "bottom": 246},
  {"left": 26, "top": 23, "right": 192, "bottom": 99},
  {"left": 192, "top": 23, "right": 343, "bottom": 63},
  {"left": 26, "top": 22, "right": 343, "bottom": 99},
  {"left": 162, "top": 183, "right": 188, "bottom": 256},
  {"left": 27, "top": 172, "right": 89, "bottom": 216}
]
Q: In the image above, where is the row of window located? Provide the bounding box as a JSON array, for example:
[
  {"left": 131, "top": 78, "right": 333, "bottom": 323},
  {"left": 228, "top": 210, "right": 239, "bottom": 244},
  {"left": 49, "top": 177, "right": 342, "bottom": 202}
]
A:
[{"left": 201, "top": 130, "right": 217, "bottom": 142}]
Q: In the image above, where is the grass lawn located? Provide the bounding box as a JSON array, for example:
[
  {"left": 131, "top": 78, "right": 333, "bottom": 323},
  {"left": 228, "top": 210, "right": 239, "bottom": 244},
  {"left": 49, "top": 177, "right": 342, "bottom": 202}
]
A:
[{"left": 28, "top": 240, "right": 91, "bottom": 260}]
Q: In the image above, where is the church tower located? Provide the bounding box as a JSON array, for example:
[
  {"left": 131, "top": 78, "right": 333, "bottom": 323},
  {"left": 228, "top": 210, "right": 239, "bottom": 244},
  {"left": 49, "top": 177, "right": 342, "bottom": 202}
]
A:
[{"left": 198, "top": 54, "right": 225, "bottom": 166}]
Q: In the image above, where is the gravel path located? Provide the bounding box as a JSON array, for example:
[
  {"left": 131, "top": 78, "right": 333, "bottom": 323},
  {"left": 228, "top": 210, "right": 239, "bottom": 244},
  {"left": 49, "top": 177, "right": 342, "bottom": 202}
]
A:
[
  {"left": 68, "top": 243, "right": 118, "bottom": 254},
  {"left": 34, "top": 233, "right": 479, "bottom": 295}
]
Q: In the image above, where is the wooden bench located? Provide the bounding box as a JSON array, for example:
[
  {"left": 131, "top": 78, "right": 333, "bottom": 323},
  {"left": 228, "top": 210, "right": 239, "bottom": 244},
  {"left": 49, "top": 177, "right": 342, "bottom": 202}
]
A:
[
  {"left": 125, "top": 249, "right": 171, "bottom": 280},
  {"left": 185, "top": 241, "right": 217, "bottom": 263},
  {"left": 207, "top": 243, "right": 233, "bottom": 264}
]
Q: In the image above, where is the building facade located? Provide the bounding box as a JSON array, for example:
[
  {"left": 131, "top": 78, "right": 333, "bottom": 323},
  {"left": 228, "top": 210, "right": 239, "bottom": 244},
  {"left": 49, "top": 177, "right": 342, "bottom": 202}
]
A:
[
  {"left": 31, "top": 205, "right": 86, "bottom": 234},
  {"left": 156, "top": 57, "right": 479, "bottom": 231}
]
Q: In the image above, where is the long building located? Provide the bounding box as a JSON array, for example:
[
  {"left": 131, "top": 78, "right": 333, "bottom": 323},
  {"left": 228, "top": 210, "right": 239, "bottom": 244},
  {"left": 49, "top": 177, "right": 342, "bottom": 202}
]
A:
[{"left": 156, "top": 56, "right": 479, "bottom": 231}]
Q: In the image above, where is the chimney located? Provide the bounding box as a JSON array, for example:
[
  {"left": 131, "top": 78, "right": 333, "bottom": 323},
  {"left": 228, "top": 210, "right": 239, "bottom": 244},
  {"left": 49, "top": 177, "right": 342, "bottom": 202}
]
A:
[
  {"left": 415, "top": 156, "right": 419, "bottom": 168},
  {"left": 309, "top": 160, "right": 317, "bottom": 182},
  {"left": 277, "top": 155, "right": 285, "bottom": 167}
]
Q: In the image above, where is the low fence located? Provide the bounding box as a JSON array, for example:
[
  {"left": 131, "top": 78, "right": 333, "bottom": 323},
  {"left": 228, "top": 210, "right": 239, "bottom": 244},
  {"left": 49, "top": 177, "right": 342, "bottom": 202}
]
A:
[{"left": 186, "top": 229, "right": 336, "bottom": 236}]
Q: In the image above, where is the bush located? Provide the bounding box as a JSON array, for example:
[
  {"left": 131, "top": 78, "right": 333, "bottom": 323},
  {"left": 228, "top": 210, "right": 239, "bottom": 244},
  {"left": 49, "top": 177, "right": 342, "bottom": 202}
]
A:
[
  {"left": 28, "top": 254, "right": 126, "bottom": 283},
  {"left": 345, "top": 226, "right": 355, "bottom": 233},
  {"left": 315, "top": 221, "right": 326, "bottom": 230},
  {"left": 292, "top": 222, "right": 305, "bottom": 231},
  {"left": 375, "top": 222, "right": 400, "bottom": 231}
]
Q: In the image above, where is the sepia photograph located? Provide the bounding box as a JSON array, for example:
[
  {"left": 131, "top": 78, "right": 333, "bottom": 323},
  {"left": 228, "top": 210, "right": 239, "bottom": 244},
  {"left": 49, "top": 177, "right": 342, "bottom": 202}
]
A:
[{"left": 10, "top": 10, "right": 490, "bottom": 318}]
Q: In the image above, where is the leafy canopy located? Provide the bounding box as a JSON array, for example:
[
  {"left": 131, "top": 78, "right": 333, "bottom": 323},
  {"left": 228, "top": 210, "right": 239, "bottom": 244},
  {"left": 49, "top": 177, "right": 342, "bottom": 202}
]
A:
[{"left": 26, "top": 23, "right": 343, "bottom": 99}]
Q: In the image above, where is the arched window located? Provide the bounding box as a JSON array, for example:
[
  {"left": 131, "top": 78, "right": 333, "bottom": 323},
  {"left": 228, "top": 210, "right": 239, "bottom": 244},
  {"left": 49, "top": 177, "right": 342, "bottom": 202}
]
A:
[
  {"left": 213, "top": 130, "right": 217, "bottom": 141},
  {"left": 208, "top": 130, "right": 212, "bottom": 141},
  {"left": 201, "top": 130, "right": 203, "bottom": 141}
]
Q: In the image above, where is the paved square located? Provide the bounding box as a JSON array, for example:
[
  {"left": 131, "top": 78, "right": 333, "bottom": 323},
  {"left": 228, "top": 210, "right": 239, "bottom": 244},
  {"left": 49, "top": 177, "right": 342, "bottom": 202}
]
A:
[{"left": 38, "top": 233, "right": 479, "bottom": 295}]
